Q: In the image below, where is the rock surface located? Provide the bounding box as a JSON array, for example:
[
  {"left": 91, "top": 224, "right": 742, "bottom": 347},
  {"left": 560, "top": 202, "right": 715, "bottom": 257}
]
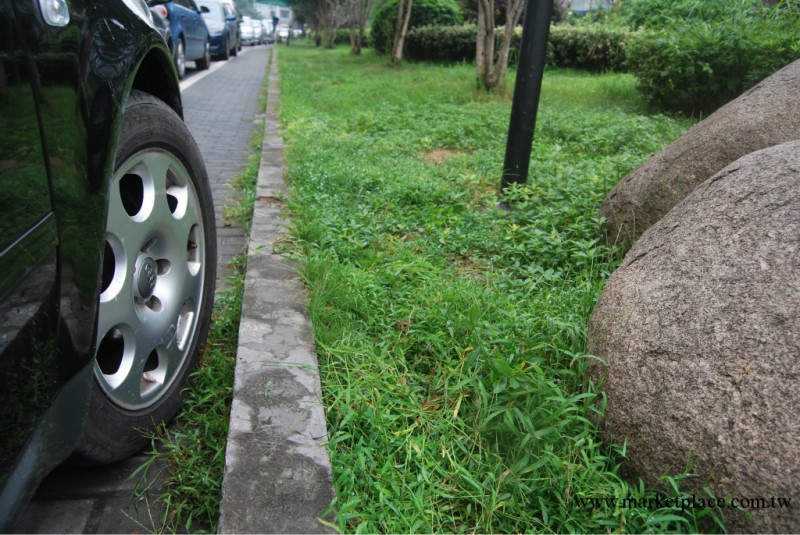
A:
[
  {"left": 600, "top": 59, "right": 800, "bottom": 251},
  {"left": 587, "top": 141, "right": 800, "bottom": 533}
]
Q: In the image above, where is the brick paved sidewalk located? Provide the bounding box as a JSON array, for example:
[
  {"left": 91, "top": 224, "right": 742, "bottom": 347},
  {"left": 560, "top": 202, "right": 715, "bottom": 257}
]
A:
[{"left": 183, "top": 45, "right": 271, "bottom": 283}]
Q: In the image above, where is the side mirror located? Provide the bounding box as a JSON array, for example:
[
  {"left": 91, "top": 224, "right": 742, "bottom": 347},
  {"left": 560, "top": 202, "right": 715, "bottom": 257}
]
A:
[{"left": 225, "top": 14, "right": 235, "bottom": 21}]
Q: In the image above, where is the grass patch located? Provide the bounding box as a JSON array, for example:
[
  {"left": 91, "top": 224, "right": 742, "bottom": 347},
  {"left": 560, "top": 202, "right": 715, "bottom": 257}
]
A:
[
  {"left": 223, "top": 119, "right": 265, "bottom": 232},
  {"left": 278, "top": 44, "right": 723, "bottom": 533}
]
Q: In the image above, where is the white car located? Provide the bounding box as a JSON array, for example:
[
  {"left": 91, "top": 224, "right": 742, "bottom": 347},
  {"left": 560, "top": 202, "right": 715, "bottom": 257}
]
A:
[
  {"left": 240, "top": 18, "right": 256, "bottom": 45},
  {"left": 277, "top": 25, "right": 289, "bottom": 42},
  {"left": 250, "top": 19, "right": 267, "bottom": 44}
]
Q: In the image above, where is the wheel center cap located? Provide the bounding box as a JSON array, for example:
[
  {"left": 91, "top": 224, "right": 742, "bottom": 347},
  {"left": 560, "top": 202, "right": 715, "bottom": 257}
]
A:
[{"left": 135, "top": 256, "right": 158, "bottom": 300}]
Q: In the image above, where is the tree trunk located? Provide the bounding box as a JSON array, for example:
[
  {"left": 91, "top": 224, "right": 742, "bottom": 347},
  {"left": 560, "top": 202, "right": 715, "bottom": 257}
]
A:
[
  {"left": 476, "top": 0, "right": 525, "bottom": 92},
  {"left": 476, "top": 0, "right": 486, "bottom": 83},
  {"left": 476, "top": 0, "right": 495, "bottom": 89},
  {"left": 349, "top": 27, "right": 357, "bottom": 53},
  {"left": 350, "top": 26, "right": 363, "bottom": 54},
  {"left": 357, "top": 25, "right": 365, "bottom": 53},
  {"left": 322, "top": 24, "right": 335, "bottom": 48},
  {"left": 391, "top": 0, "right": 406, "bottom": 56},
  {"left": 493, "top": 0, "right": 525, "bottom": 90},
  {"left": 349, "top": 0, "right": 369, "bottom": 55},
  {"left": 313, "top": 10, "right": 323, "bottom": 46},
  {"left": 391, "top": 0, "right": 413, "bottom": 63}
]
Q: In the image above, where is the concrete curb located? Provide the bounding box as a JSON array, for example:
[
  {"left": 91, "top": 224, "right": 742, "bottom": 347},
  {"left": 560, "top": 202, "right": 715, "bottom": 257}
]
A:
[{"left": 218, "top": 46, "right": 336, "bottom": 534}]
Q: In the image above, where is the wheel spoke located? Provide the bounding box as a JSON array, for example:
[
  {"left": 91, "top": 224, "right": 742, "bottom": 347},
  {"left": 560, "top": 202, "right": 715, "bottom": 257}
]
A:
[{"left": 107, "top": 342, "right": 148, "bottom": 407}]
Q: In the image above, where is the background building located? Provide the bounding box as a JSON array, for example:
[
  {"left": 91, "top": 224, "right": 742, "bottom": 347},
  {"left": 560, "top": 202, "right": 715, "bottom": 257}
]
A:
[
  {"left": 255, "top": 0, "right": 293, "bottom": 30},
  {"left": 568, "top": 0, "right": 614, "bottom": 14}
]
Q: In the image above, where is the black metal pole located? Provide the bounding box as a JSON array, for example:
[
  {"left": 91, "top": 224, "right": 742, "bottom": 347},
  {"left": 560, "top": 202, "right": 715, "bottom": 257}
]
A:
[{"left": 501, "top": 0, "right": 553, "bottom": 191}]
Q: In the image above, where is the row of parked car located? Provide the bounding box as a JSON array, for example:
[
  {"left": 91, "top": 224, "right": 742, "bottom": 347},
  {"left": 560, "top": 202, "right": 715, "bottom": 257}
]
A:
[
  {"left": 241, "top": 15, "right": 275, "bottom": 46},
  {"left": 148, "top": 0, "right": 274, "bottom": 78}
]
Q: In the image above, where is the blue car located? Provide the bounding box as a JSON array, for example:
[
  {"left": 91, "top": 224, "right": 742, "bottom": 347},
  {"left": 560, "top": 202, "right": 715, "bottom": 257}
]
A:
[
  {"left": 198, "top": 0, "right": 239, "bottom": 60},
  {"left": 148, "top": 0, "right": 211, "bottom": 78}
]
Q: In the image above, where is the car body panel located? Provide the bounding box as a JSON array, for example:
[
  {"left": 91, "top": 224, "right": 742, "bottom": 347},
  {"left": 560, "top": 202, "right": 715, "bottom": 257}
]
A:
[
  {"left": 239, "top": 15, "right": 255, "bottom": 45},
  {"left": 149, "top": 6, "right": 171, "bottom": 45},
  {"left": 0, "top": 0, "right": 183, "bottom": 529},
  {"left": 147, "top": 0, "right": 209, "bottom": 63},
  {"left": 276, "top": 24, "right": 289, "bottom": 42},
  {"left": 250, "top": 19, "right": 266, "bottom": 44},
  {"left": 198, "top": 0, "right": 237, "bottom": 57}
]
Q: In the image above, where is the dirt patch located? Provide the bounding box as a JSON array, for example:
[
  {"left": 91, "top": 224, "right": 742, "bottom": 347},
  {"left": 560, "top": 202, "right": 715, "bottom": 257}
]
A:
[
  {"left": 449, "top": 253, "right": 495, "bottom": 280},
  {"left": 421, "top": 148, "right": 462, "bottom": 165}
]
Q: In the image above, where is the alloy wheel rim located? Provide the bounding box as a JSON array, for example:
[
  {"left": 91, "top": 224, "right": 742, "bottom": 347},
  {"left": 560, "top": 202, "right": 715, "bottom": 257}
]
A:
[
  {"left": 95, "top": 148, "right": 206, "bottom": 410},
  {"left": 176, "top": 40, "right": 185, "bottom": 77}
]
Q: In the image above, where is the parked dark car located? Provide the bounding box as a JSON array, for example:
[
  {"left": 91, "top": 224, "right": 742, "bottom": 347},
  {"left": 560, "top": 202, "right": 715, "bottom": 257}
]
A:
[
  {"left": 197, "top": 0, "right": 238, "bottom": 60},
  {"left": 148, "top": 0, "right": 211, "bottom": 78},
  {"left": 0, "top": 0, "right": 217, "bottom": 529}
]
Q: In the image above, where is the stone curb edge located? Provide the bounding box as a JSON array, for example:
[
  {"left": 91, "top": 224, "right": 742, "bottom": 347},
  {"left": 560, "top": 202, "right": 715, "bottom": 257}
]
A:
[{"left": 218, "top": 46, "right": 337, "bottom": 534}]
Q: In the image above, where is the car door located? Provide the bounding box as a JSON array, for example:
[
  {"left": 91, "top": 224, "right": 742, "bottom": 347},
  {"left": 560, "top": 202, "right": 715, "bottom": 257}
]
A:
[
  {"left": 174, "top": 0, "right": 204, "bottom": 59},
  {"left": 0, "top": 0, "right": 61, "bottom": 483},
  {"left": 223, "top": 3, "right": 237, "bottom": 47}
]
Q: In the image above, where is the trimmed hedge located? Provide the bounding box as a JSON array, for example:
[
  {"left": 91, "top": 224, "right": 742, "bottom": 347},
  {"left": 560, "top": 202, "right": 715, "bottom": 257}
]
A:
[
  {"left": 406, "top": 25, "right": 477, "bottom": 62},
  {"left": 333, "top": 28, "right": 371, "bottom": 47},
  {"left": 547, "top": 24, "right": 631, "bottom": 71},
  {"left": 404, "top": 23, "right": 632, "bottom": 72},
  {"left": 370, "top": 0, "right": 464, "bottom": 55}
]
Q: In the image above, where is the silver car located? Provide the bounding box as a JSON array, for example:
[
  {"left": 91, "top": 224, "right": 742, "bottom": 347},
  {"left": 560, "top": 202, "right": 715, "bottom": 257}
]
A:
[
  {"left": 250, "top": 19, "right": 267, "bottom": 44},
  {"left": 239, "top": 16, "right": 256, "bottom": 45}
]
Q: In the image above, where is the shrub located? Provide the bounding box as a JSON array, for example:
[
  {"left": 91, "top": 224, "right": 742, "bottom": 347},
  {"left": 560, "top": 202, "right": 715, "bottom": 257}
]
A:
[
  {"left": 627, "top": 16, "right": 800, "bottom": 115},
  {"left": 370, "top": 0, "right": 464, "bottom": 54},
  {"left": 405, "top": 24, "right": 476, "bottom": 62},
  {"left": 547, "top": 24, "right": 632, "bottom": 71},
  {"left": 620, "top": 0, "right": 763, "bottom": 29},
  {"left": 404, "top": 23, "right": 633, "bottom": 72},
  {"left": 333, "top": 28, "right": 371, "bottom": 47}
]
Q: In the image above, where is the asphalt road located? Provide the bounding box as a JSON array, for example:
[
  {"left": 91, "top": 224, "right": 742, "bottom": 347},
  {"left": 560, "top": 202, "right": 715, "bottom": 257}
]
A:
[{"left": 11, "top": 43, "right": 272, "bottom": 534}]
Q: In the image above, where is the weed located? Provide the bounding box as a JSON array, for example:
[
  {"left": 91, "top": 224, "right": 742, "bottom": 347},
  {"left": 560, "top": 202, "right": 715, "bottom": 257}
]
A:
[{"left": 279, "top": 44, "right": 722, "bottom": 533}]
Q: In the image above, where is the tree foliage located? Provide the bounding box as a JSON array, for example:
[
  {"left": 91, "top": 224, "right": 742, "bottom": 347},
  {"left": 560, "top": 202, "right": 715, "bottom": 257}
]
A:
[
  {"left": 618, "top": 0, "right": 763, "bottom": 28},
  {"left": 370, "top": 0, "right": 464, "bottom": 54},
  {"left": 292, "top": 0, "right": 372, "bottom": 52}
]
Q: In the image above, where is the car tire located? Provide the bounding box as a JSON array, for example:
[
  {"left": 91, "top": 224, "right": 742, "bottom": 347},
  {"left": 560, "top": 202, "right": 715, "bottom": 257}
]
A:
[
  {"left": 196, "top": 40, "right": 211, "bottom": 70},
  {"left": 72, "top": 90, "right": 216, "bottom": 464},
  {"left": 174, "top": 38, "right": 186, "bottom": 79},
  {"left": 220, "top": 37, "right": 230, "bottom": 60}
]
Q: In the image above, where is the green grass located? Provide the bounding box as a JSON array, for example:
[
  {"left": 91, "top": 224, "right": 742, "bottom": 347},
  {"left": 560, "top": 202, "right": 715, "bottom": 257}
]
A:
[{"left": 278, "top": 44, "right": 724, "bottom": 533}]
